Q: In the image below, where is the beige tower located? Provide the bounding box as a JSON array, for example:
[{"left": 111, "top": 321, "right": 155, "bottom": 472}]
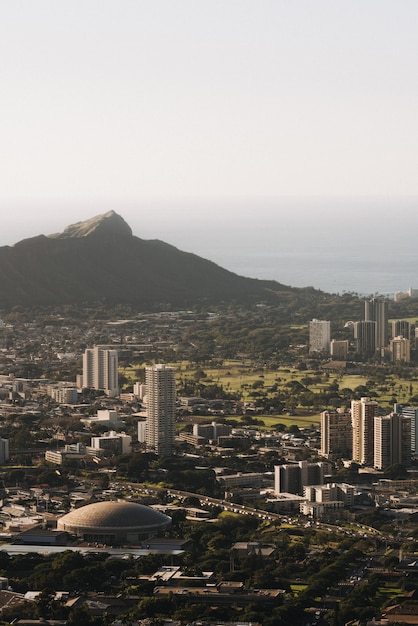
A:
[
  {"left": 351, "top": 397, "right": 378, "bottom": 466},
  {"left": 145, "top": 364, "right": 176, "bottom": 456}
]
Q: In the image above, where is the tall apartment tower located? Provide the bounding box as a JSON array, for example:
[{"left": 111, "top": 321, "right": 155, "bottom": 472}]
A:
[
  {"left": 394, "top": 404, "right": 418, "bottom": 455},
  {"left": 374, "top": 413, "right": 411, "bottom": 470},
  {"left": 82, "top": 346, "right": 119, "bottom": 397},
  {"left": 145, "top": 364, "right": 176, "bottom": 456},
  {"left": 390, "top": 336, "right": 411, "bottom": 363},
  {"left": 0, "top": 438, "right": 9, "bottom": 464},
  {"left": 354, "top": 321, "right": 376, "bottom": 356},
  {"left": 320, "top": 409, "right": 352, "bottom": 459},
  {"left": 309, "top": 319, "right": 331, "bottom": 354},
  {"left": 364, "top": 298, "right": 388, "bottom": 351},
  {"left": 351, "top": 397, "right": 379, "bottom": 466},
  {"left": 392, "top": 320, "right": 410, "bottom": 340}
]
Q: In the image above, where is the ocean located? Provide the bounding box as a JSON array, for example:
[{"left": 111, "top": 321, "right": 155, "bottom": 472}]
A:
[{"left": 133, "top": 197, "right": 418, "bottom": 297}]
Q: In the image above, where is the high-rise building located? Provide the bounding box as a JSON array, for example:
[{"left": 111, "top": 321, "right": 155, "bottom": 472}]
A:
[
  {"left": 351, "top": 397, "right": 379, "bottom": 466},
  {"left": 374, "top": 413, "right": 411, "bottom": 470},
  {"left": 309, "top": 319, "right": 331, "bottom": 354},
  {"left": 82, "top": 346, "right": 119, "bottom": 397},
  {"left": 394, "top": 404, "right": 418, "bottom": 455},
  {"left": 320, "top": 409, "right": 352, "bottom": 459},
  {"left": 0, "top": 438, "right": 9, "bottom": 464},
  {"left": 354, "top": 321, "right": 376, "bottom": 356},
  {"left": 392, "top": 320, "right": 410, "bottom": 340},
  {"left": 390, "top": 336, "right": 410, "bottom": 363},
  {"left": 145, "top": 364, "right": 176, "bottom": 456},
  {"left": 364, "top": 298, "right": 388, "bottom": 351}
]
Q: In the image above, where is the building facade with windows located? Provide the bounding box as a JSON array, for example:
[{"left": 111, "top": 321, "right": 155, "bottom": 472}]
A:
[
  {"left": 82, "top": 346, "right": 119, "bottom": 397},
  {"left": 145, "top": 364, "right": 176, "bottom": 456},
  {"left": 309, "top": 319, "right": 331, "bottom": 354}
]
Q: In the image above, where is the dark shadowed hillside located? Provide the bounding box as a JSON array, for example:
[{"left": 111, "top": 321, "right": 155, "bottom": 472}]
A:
[{"left": 0, "top": 211, "right": 301, "bottom": 308}]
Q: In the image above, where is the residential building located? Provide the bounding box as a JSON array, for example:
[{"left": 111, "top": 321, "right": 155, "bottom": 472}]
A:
[
  {"left": 354, "top": 320, "right": 376, "bottom": 356},
  {"left": 320, "top": 409, "right": 352, "bottom": 459},
  {"left": 392, "top": 320, "right": 411, "bottom": 340},
  {"left": 374, "top": 413, "right": 411, "bottom": 470},
  {"left": 351, "top": 397, "right": 379, "bottom": 466},
  {"left": 49, "top": 386, "right": 78, "bottom": 404},
  {"left": 364, "top": 297, "right": 388, "bottom": 351},
  {"left": 82, "top": 346, "right": 119, "bottom": 397},
  {"left": 390, "top": 336, "right": 410, "bottom": 363},
  {"left": 309, "top": 319, "right": 331, "bottom": 354},
  {"left": 145, "top": 364, "right": 176, "bottom": 456},
  {"left": 0, "top": 438, "right": 9, "bottom": 464},
  {"left": 395, "top": 404, "right": 418, "bottom": 454}
]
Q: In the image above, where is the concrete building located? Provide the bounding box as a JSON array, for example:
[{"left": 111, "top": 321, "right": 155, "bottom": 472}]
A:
[
  {"left": 351, "top": 397, "right": 379, "bottom": 466},
  {"left": 192, "top": 421, "right": 233, "bottom": 443},
  {"left": 0, "top": 438, "right": 9, "bottom": 464},
  {"left": 81, "top": 409, "right": 124, "bottom": 429},
  {"left": 133, "top": 382, "right": 146, "bottom": 399},
  {"left": 137, "top": 419, "right": 147, "bottom": 444},
  {"left": 82, "top": 346, "right": 119, "bottom": 397},
  {"left": 395, "top": 404, "right": 418, "bottom": 455},
  {"left": 354, "top": 320, "right": 376, "bottom": 356},
  {"left": 57, "top": 501, "right": 171, "bottom": 545},
  {"left": 330, "top": 339, "right": 349, "bottom": 359},
  {"left": 145, "top": 364, "right": 176, "bottom": 456},
  {"left": 320, "top": 409, "right": 352, "bottom": 459},
  {"left": 390, "top": 336, "right": 411, "bottom": 363},
  {"left": 392, "top": 320, "right": 411, "bottom": 340},
  {"left": 90, "top": 431, "right": 132, "bottom": 455},
  {"left": 274, "top": 461, "right": 327, "bottom": 496},
  {"left": 374, "top": 413, "right": 411, "bottom": 470},
  {"left": 364, "top": 297, "right": 388, "bottom": 351},
  {"left": 309, "top": 319, "right": 331, "bottom": 354}
]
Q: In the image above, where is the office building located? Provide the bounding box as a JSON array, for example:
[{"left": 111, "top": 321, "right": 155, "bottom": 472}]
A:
[
  {"left": 390, "top": 336, "right": 410, "bottom": 363},
  {"left": 145, "top": 364, "right": 176, "bottom": 456},
  {"left": 82, "top": 346, "right": 119, "bottom": 397},
  {"left": 309, "top": 319, "right": 331, "bottom": 354},
  {"left": 374, "top": 413, "right": 411, "bottom": 470},
  {"left": 320, "top": 409, "right": 352, "bottom": 459},
  {"left": 91, "top": 431, "right": 132, "bottom": 456},
  {"left": 351, "top": 397, "right": 379, "bottom": 466},
  {"left": 364, "top": 298, "right": 388, "bottom": 351}
]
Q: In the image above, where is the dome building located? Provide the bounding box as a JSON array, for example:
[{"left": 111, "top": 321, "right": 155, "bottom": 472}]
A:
[{"left": 57, "top": 501, "right": 171, "bottom": 545}]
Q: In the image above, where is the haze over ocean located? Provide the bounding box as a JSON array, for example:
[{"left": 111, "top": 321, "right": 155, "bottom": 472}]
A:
[{"left": 120, "top": 196, "right": 418, "bottom": 297}]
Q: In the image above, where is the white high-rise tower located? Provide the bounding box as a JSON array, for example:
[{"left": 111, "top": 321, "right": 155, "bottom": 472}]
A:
[
  {"left": 145, "top": 364, "right": 176, "bottom": 456},
  {"left": 82, "top": 346, "right": 119, "bottom": 397},
  {"left": 309, "top": 319, "right": 331, "bottom": 354}
]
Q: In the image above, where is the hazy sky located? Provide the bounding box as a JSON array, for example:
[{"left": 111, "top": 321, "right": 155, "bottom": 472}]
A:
[{"left": 1, "top": 1, "right": 418, "bottom": 247}]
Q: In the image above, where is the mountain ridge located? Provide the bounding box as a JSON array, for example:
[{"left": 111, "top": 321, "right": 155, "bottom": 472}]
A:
[{"left": 0, "top": 211, "right": 302, "bottom": 309}]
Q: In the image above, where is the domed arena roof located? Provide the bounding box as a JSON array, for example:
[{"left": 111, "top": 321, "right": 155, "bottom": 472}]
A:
[{"left": 57, "top": 501, "right": 171, "bottom": 544}]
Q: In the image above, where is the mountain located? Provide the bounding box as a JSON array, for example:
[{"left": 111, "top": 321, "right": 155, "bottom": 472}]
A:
[{"left": 0, "top": 210, "right": 299, "bottom": 308}]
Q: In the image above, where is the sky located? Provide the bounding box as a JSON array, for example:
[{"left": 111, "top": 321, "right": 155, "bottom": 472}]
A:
[{"left": 1, "top": 1, "right": 418, "bottom": 263}]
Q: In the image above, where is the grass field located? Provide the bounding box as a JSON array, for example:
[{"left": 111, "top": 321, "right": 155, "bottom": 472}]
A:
[{"left": 121, "top": 358, "right": 418, "bottom": 423}]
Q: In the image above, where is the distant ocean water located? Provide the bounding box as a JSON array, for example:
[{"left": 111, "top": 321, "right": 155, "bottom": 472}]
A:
[{"left": 134, "top": 197, "right": 418, "bottom": 297}]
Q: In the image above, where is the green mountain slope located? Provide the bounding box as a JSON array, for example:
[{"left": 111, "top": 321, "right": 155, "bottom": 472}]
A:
[{"left": 0, "top": 211, "right": 298, "bottom": 308}]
